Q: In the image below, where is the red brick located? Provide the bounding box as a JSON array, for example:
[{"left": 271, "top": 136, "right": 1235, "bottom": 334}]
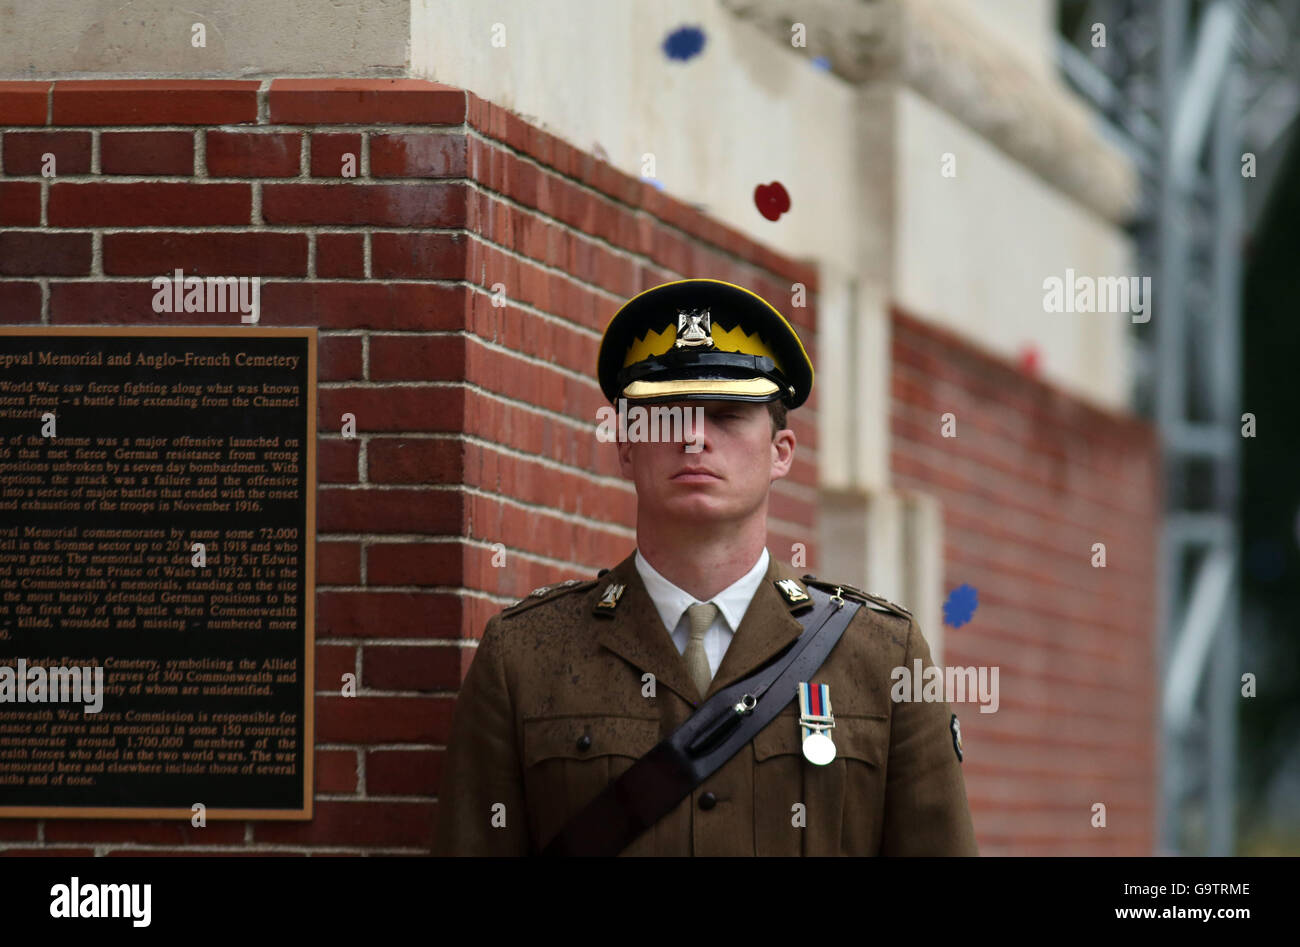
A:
[
  {"left": 370, "top": 232, "right": 467, "bottom": 279},
  {"left": 262, "top": 182, "right": 466, "bottom": 227},
  {"left": 316, "top": 590, "right": 462, "bottom": 640},
  {"left": 460, "top": 498, "right": 619, "bottom": 572},
  {"left": 0, "top": 81, "right": 50, "bottom": 125},
  {"left": 368, "top": 333, "right": 465, "bottom": 381},
  {"left": 316, "top": 486, "right": 462, "bottom": 534},
  {"left": 463, "top": 282, "right": 598, "bottom": 374},
  {"left": 0, "top": 281, "right": 41, "bottom": 322},
  {"left": 366, "top": 749, "right": 443, "bottom": 796},
  {"left": 48, "top": 182, "right": 251, "bottom": 226},
  {"left": 264, "top": 282, "right": 467, "bottom": 331},
  {"left": 253, "top": 799, "right": 436, "bottom": 848},
  {"left": 317, "top": 384, "right": 464, "bottom": 432},
  {"left": 315, "top": 696, "right": 453, "bottom": 743},
  {"left": 49, "top": 281, "right": 160, "bottom": 323},
  {"left": 460, "top": 387, "right": 615, "bottom": 478},
  {"left": 363, "top": 645, "right": 461, "bottom": 691},
  {"left": 315, "top": 748, "right": 359, "bottom": 793},
  {"left": 885, "top": 307, "right": 1162, "bottom": 856},
  {"left": 0, "top": 821, "right": 38, "bottom": 842},
  {"left": 459, "top": 342, "right": 593, "bottom": 416},
  {"left": 52, "top": 79, "right": 258, "bottom": 126},
  {"left": 0, "top": 231, "right": 90, "bottom": 275},
  {"left": 310, "top": 133, "right": 362, "bottom": 178},
  {"left": 0, "top": 182, "right": 40, "bottom": 225},
  {"left": 462, "top": 542, "right": 604, "bottom": 605},
  {"left": 318, "top": 438, "right": 360, "bottom": 484},
  {"left": 100, "top": 131, "right": 195, "bottom": 175},
  {"left": 459, "top": 444, "right": 634, "bottom": 525},
  {"left": 315, "top": 644, "right": 357, "bottom": 693},
  {"left": 1, "top": 848, "right": 94, "bottom": 857},
  {"left": 43, "top": 820, "right": 244, "bottom": 845},
  {"left": 1, "top": 131, "right": 90, "bottom": 175},
  {"left": 366, "top": 542, "right": 462, "bottom": 586},
  {"left": 367, "top": 438, "right": 463, "bottom": 484},
  {"left": 318, "top": 333, "right": 363, "bottom": 379},
  {"left": 464, "top": 92, "right": 502, "bottom": 139},
  {"left": 315, "top": 233, "right": 365, "bottom": 278},
  {"left": 205, "top": 131, "right": 301, "bottom": 177},
  {"left": 370, "top": 133, "right": 466, "bottom": 177},
  {"left": 268, "top": 79, "right": 466, "bottom": 125},
  {"left": 103, "top": 232, "right": 307, "bottom": 276},
  {"left": 103, "top": 849, "right": 304, "bottom": 857},
  {"left": 317, "top": 539, "right": 361, "bottom": 583}
]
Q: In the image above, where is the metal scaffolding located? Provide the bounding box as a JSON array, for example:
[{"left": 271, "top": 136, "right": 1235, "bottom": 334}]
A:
[{"left": 1057, "top": 0, "right": 1300, "bottom": 855}]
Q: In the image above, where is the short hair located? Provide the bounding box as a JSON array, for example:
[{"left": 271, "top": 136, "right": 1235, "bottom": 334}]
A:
[{"left": 766, "top": 400, "right": 788, "bottom": 437}]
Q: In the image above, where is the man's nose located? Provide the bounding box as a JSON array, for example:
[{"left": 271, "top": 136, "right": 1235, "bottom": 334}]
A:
[{"left": 683, "top": 407, "right": 710, "bottom": 452}]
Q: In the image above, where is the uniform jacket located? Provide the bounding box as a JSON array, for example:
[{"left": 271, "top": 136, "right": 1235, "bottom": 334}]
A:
[{"left": 433, "top": 549, "right": 978, "bottom": 856}]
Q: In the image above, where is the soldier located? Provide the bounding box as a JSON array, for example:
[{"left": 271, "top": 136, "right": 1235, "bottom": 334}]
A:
[{"left": 433, "top": 278, "right": 977, "bottom": 856}]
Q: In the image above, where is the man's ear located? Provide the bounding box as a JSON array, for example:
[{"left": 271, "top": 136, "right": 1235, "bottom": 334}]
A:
[
  {"left": 616, "top": 430, "right": 635, "bottom": 479},
  {"left": 769, "top": 428, "right": 796, "bottom": 482}
]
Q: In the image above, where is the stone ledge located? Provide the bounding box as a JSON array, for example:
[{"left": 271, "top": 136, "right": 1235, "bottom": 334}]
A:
[{"left": 720, "top": 0, "right": 1138, "bottom": 224}]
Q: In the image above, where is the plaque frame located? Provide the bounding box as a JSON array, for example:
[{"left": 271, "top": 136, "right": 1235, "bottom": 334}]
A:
[{"left": 0, "top": 326, "right": 316, "bottom": 821}]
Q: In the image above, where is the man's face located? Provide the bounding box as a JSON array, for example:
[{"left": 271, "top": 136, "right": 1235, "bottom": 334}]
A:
[{"left": 615, "top": 399, "right": 796, "bottom": 524}]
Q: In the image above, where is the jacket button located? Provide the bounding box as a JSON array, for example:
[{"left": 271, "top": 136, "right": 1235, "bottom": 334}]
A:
[
  {"left": 576, "top": 734, "right": 592, "bottom": 751},
  {"left": 698, "top": 792, "right": 717, "bottom": 810}
]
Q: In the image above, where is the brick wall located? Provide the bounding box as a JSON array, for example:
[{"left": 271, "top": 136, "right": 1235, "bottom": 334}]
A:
[
  {"left": 0, "top": 78, "right": 818, "bottom": 853},
  {"left": 890, "top": 307, "right": 1162, "bottom": 855}
]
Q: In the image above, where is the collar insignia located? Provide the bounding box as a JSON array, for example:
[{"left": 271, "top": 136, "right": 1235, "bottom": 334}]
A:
[
  {"left": 596, "top": 582, "right": 626, "bottom": 610},
  {"left": 775, "top": 578, "right": 809, "bottom": 604}
]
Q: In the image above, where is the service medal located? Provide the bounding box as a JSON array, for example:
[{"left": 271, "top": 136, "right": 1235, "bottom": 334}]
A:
[{"left": 797, "top": 682, "right": 836, "bottom": 765}]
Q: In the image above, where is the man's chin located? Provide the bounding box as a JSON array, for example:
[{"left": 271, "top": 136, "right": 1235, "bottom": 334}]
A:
[{"left": 653, "top": 497, "right": 736, "bottom": 522}]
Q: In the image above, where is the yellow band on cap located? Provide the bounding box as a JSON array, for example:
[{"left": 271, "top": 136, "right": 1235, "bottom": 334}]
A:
[
  {"left": 622, "top": 322, "right": 782, "bottom": 371},
  {"left": 621, "top": 377, "right": 781, "bottom": 399}
]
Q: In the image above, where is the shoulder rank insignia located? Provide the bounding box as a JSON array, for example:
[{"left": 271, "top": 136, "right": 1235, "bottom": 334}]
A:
[
  {"left": 950, "top": 713, "right": 963, "bottom": 762},
  {"left": 800, "top": 574, "right": 913, "bottom": 620},
  {"left": 774, "top": 577, "right": 810, "bottom": 605},
  {"left": 501, "top": 577, "right": 597, "bottom": 619}
]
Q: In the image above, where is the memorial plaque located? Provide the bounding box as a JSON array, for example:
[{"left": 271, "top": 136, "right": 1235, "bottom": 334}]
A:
[{"left": 0, "top": 327, "right": 315, "bottom": 819}]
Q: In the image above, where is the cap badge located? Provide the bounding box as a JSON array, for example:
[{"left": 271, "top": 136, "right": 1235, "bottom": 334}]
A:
[{"left": 674, "top": 308, "right": 715, "bottom": 349}]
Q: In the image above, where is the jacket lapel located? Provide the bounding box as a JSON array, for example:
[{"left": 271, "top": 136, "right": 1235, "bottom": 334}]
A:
[
  {"left": 591, "top": 551, "right": 703, "bottom": 706},
  {"left": 592, "top": 549, "right": 813, "bottom": 707},
  {"left": 706, "top": 553, "right": 808, "bottom": 698}
]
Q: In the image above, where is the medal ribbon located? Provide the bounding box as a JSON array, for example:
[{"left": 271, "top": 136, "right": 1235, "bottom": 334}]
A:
[{"left": 797, "top": 681, "right": 833, "bottom": 742}]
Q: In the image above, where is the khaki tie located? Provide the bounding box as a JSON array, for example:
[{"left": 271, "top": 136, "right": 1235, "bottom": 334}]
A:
[{"left": 683, "top": 602, "right": 719, "bottom": 698}]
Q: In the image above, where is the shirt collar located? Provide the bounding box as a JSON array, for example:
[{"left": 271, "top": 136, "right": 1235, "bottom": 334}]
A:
[{"left": 634, "top": 547, "right": 771, "bottom": 635}]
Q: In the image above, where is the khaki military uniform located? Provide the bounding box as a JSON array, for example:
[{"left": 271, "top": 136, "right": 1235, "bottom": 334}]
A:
[{"left": 433, "top": 549, "right": 978, "bottom": 856}]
